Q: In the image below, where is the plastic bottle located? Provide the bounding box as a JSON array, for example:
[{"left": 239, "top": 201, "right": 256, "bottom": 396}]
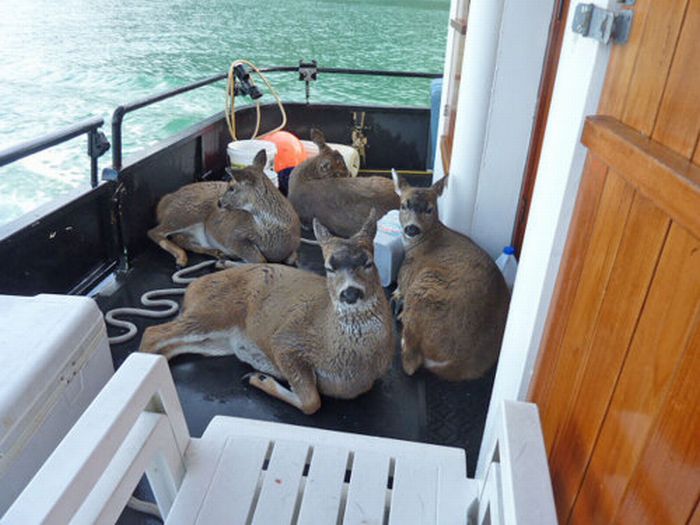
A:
[{"left": 495, "top": 246, "right": 518, "bottom": 291}]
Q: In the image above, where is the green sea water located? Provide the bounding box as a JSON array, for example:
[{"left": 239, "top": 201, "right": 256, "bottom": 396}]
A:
[{"left": 0, "top": 0, "right": 449, "bottom": 225}]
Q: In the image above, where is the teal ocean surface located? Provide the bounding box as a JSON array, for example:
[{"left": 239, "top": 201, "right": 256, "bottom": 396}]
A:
[{"left": 0, "top": 0, "right": 449, "bottom": 225}]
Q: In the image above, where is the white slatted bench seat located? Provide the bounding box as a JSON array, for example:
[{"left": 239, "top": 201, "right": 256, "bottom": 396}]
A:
[{"left": 1, "top": 354, "right": 556, "bottom": 525}]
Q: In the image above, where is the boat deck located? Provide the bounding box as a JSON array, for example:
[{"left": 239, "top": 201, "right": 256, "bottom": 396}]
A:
[{"left": 94, "top": 241, "right": 494, "bottom": 523}]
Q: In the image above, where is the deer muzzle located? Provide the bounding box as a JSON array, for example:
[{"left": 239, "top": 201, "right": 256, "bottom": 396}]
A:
[{"left": 339, "top": 286, "right": 363, "bottom": 304}]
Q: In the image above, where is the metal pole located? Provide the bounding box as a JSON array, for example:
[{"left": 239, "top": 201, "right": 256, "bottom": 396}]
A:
[
  {"left": 111, "top": 106, "right": 125, "bottom": 171},
  {"left": 88, "top": 129, "right": 98, "bottom": 187}
]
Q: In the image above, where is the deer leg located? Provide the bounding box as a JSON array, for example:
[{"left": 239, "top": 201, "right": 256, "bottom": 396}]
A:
[
  {"left": 148, "top": 225, "right": 189, "bottom": 267},
  {"left": 246, "top": 355, "right": 320, "bottom": 414},
  {"left": 170, "top": 233, "right": 225, "bottom": 260},
  {"left": 400, "top": 325, "right": 423, "bottom": 376},
  {"left": 140, "top": 318, "right": 224, "bottom": 360}
]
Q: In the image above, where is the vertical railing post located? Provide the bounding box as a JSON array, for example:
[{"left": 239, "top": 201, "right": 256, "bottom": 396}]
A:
[
  {"left": 111, "top": 106, "right": 125, "bottom": 172},
  {"left": 88, "top": 129, "right": 98, "bottom": 188}
]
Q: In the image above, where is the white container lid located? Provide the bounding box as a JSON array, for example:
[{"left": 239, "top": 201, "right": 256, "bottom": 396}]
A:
[{"left": 0, "top": 295, "right": 104, "bottom": 446}]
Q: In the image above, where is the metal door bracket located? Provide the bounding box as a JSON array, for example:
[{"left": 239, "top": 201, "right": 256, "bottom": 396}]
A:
[{"left": 572, "top": 3, "right": 633, "bottom": 44}]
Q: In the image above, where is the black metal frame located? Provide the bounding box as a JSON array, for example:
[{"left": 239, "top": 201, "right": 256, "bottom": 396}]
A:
[
  {"left": 0, "top": 116, "right": 108, "bottom": 187},
  {"left": 110, "top": 65, "right": 441, "bottom": 170}
]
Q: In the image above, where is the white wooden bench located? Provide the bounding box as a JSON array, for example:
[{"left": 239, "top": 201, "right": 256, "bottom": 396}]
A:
[{"left": 1, "top": 354, "right": 556, "bottom": 524}]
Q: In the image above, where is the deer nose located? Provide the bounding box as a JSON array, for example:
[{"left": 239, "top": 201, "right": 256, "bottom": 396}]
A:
[
  {"left": 340, "top": 286, "right": 363, "bottom": 304},
  {"left": 404, "top": 224, "right": 421, "bottom": 237}
]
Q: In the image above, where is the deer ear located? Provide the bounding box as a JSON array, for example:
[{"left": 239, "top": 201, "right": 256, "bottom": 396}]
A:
[
  {"left": 432, "top": 175, "right": 448, "bottom": 196},
  {"left": 228, "top": 168, "right": 244, "bottom": 182},
  {"left": 356, "top": 208, "right": 378, "bottom": 241},
  {"left": 313, "top": 218, "right": 333, "bottom": 244},
  {"left": 310, "top": 128, "right": 327, "bottom": 148},
  {"left": 228, "top": 168, "right": 252, "bottom": 184},
  {"left": 224, "top": 167, "right": 235, "bottom": 181},
  {"left": 253, "top": 149, "right": 267, "bottom": 170},
  {"left": 392, "top": 169, "right": 409, "bottom": 196}
]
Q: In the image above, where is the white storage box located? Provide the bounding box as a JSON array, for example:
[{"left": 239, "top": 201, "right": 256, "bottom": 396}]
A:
[
  {"left": 374, "top": 209, "right": 405, "bottom": 287},
  {"left": 0, "top": 294, "right": 113, "bottom": 514}
]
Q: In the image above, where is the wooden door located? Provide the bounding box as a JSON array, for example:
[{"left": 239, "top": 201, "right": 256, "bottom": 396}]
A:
[{"left": 528, "top": 1, "right": 700, "bottom": 524}]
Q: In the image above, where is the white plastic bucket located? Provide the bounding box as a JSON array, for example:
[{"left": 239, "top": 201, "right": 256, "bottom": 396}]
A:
[
  {"left": 227, "top": 140, "right": 279, "bottom": 187},
  {"left": 300, "top": 141, "right": 361, "bottom": 177}
]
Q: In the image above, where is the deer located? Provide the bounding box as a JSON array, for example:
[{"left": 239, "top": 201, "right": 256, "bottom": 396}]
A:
[
  {"left": 147, "top": 149, "right": 300, "bottom": 267},
  {"left": 392, "top": 171, "right": 510, "bottom": 381},
  {"left": 139, "top": 211, "right": 395, "bottom": 414},
  {"left": 288, "top": 128, "right": 399, "bottom": 238}
]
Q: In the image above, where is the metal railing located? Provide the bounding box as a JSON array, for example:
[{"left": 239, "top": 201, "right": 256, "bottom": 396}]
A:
[
  {"left": 0, "top": 65, "right": 441, "bottom": 178},
  {"left": 110, "top": 65, "right": 442, "bottom": 170},
  {"left": 0, "top": 116, "right": 110, "bottom": 188}
]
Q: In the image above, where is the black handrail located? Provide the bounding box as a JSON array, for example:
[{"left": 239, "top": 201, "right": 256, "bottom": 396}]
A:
[
  {"left": 110, "top": 65, "right": 441, "bottom": 170},
  {"left": 0, "top": 116, "right": 108, "bottom": 188}
]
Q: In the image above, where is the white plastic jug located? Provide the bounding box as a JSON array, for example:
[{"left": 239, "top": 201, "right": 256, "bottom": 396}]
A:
[
  {"left": 495, "top": 246, "right": 518, "bottom": 291},
  {"left": 300, "top": 140, "right": 361, "bottom": 176},
  {"left": 227, "top": 140, "right": 279, "bottom": 187}
]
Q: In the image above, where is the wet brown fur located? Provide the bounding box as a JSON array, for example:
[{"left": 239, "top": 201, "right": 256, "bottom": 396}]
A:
[
  {"left": 147, "top": 150, "right": 300, "bottom": 266},
  {"left": 394, "top": 174, "right": 510, "bottom": 381},
  {"left": 140, "top": 212, "right": 394, "bottom": 414},
  {"left": 288, "top": 129, "right": 399, "bottom": 238}
]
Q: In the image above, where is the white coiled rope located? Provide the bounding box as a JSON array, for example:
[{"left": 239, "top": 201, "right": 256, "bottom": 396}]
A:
[{"left": 104, "top": 260, "right": 219, "bottom": 345}]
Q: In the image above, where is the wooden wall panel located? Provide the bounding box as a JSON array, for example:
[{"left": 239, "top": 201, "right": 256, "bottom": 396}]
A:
[
  {"left": 535, "top": 173, "right": 634, "bottom": 453},
  {"left": 529, "top": 1, "right": 700, "bottom": 522},
  {"left": 689, "top": 501, "right": 700, "bottom": 525},
  {"left": 528, "top": 156, "right": 607, "bottom": 426},
  {"left": 582, "top": 116, "right": 700, "bottom": 240},
  {"left": 614, "top": 323, "right": 700, "bottom": 524},
  {"left": 620, "top": 0, "right": 689, "bottom": 134},
  {"left": 652, "top": 0, "right": 700, "bottom": 158},
  {"left": 547, "top": 191, "right": 670, "bottom": 521},
  {"left": 571, "top": 223, "right": 700, "bottom": 524},
  {"left": 597, "top": 0, "right": 651, "bottom": 118}
]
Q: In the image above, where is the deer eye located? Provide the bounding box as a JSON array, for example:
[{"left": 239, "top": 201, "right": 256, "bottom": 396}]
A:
[
  {"left": 426, "top": 206, "right": 433, "bottom": 214},
  {"left": 325, "top": 266, "right": 335, "bottom": 274},
  {"left": 364, "top": 261, "right": 373, "bottom": 269}
]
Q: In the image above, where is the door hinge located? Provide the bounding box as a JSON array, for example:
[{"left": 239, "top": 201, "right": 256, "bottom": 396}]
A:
[{"left": 572, "top": 3, "right": 634, "bottom": 44}]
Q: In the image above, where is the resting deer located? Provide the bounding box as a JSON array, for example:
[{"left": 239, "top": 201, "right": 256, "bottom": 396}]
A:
[
  {"left": 288, "top": 129, "right": 399, "bottom": 238},
  {"left": 393, "top": 172, "right": 510, "bottom": 381},
  {"left": 140, "top": 211, "right": 394, "bottom": 414},
  {"left": 147, "top": 150, "right": 300, "bottom": 266}
]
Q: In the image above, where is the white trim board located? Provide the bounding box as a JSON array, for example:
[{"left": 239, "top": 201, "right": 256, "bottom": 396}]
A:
[
  {"left": 470, "top": 0, "right": 556, "bottom": 259},
  {"left": 435, "top": 0, "right": 556, "bottom": 259},
  {"left": 476, "top": 0, "right": 615, "bottom": 478}
]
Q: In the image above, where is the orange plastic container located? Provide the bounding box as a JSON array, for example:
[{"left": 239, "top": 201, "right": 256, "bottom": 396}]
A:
[{"left": 261, "top": 131, "right": 307, "bottom": 172}]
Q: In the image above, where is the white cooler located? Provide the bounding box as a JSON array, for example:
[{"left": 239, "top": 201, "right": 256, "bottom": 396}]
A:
[
  {"left": 0, "top": 294, "right": 114, "bottom": 514},
  {"left": 374, "top": 210, "right": 405, "bottom": 287}
]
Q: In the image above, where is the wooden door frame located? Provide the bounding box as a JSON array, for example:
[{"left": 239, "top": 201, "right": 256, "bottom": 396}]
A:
[
  {"left": 476, "top": 0, "right": 616, "bottom": 478},
  {"left": 512, "top": 0, "right": 571, "bottom": 256}
]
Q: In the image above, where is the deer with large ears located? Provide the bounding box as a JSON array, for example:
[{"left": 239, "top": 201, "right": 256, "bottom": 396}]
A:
[
  {"left": 392, "top": 171, "right": 510, "bottom": 381},
  {"left": 288, "top": 128, "right": 399, "bottom": 238},
  {"left": 147, "top": 149, "right": 300, "bottom": 266},
  {"left": 140, "top": 210, "right": 395, "bottom": 414}
]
